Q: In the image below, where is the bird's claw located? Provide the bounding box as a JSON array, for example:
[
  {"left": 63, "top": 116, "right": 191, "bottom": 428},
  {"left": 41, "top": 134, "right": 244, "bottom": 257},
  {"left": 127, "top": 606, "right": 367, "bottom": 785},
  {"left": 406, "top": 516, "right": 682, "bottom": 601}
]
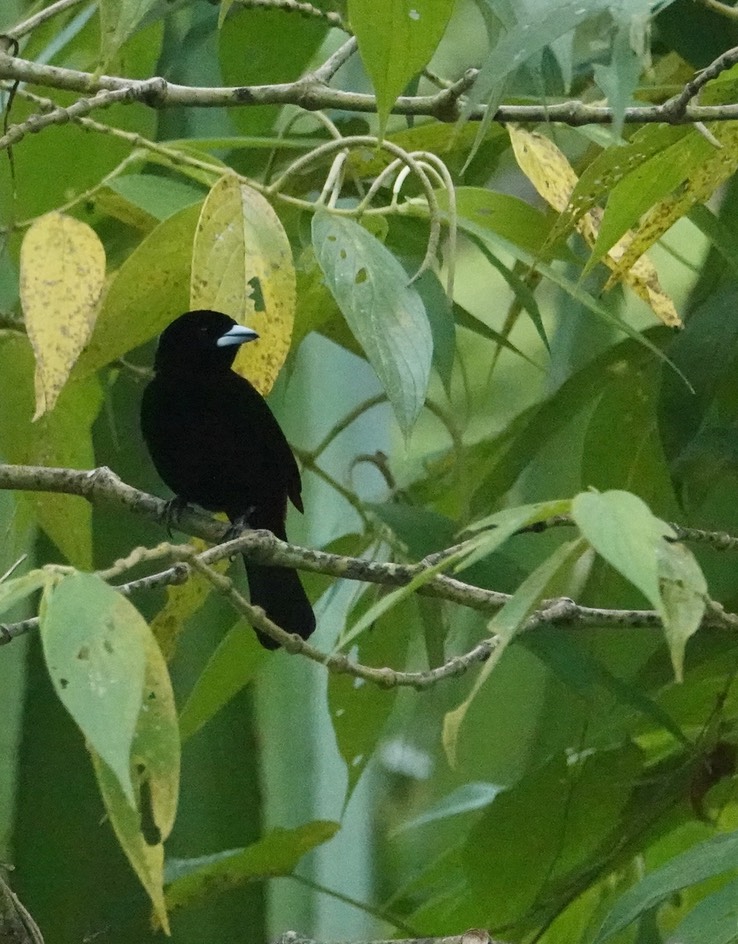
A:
[
  {"left": 224, "top": 508, "right": 256, "bottom": 542},
  {"left": 162, "top": 496, "right": 189, "bottom": 537}
]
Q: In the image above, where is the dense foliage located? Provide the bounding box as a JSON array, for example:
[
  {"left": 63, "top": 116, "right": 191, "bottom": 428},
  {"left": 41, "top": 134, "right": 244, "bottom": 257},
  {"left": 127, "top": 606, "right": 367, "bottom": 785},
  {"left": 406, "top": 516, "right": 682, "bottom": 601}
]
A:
[{"left": 2, "top": 1, "right": 738, "bottom": 943}]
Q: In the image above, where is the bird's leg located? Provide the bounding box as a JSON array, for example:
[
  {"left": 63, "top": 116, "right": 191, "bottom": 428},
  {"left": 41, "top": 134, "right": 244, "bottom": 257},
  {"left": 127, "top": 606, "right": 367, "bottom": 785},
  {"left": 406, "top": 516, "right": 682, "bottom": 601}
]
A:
[
  {"left": 162, "top": 495, "right": 189, "bottom": 537},
  {"left": 224, "top": 508, "right": 256, "bottom": 544}
]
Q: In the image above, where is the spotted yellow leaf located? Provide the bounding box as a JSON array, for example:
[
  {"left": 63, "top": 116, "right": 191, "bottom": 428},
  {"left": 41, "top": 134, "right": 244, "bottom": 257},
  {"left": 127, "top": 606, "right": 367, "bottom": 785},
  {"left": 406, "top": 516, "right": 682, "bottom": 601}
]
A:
[
  {"left": 20, "top": 213, "right": 106, "bottom": 418},
  {"left": 191, "top": 175, "right": 296, "bottom": 394},
  {"left": 605, "top": 122, "right": 738, "bottom": 288},
  {"left": 508, "top": 126, "right": 681, "bottom": 328}
]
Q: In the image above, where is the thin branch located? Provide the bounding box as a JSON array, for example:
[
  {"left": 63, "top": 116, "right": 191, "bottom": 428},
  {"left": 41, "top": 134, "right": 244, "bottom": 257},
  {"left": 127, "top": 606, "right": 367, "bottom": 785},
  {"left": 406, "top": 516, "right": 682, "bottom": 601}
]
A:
[
  {"left": 661, "top": 43, "right": 738, "bottom": 118},
  {"left": 4, "top": 0, "right": 85, "bottom": 41},
  {"left": 305, "top": 393, "right": 387, "bottom": 460},
  {"left": 0, "top": 78, "right": 167, "bottom": 152},
  {"left": 270, "top": 930, "right": 502, "bottom": 944},
  {"left": 1, "top": 465, "right": 738, "bottom": 666},
  {"left": 231, "top": 0, "right": 347, "bottom": 29},
  {"left": 3, "top": 48, "right": 738, "bottom": 124},
  {"left": 0, "top": 869, "right": 45, "bottom": 944},
  {"left": 311, "top": 36, "right": 358, "bottom": 83},
  {"left": 699, "top": 0, "right": 738, "bottom": 18}
]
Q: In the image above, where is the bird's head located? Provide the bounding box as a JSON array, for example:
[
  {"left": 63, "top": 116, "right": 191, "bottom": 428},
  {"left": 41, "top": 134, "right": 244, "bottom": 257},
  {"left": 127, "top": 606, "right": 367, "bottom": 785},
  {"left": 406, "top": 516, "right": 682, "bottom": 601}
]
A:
[{"left": 154, "top": 310, "right": 259, "bottom": 373}]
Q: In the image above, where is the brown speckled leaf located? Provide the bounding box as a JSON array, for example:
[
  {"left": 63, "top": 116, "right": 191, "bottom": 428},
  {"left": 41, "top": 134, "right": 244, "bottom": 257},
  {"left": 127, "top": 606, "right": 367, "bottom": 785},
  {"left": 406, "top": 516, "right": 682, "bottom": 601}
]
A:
[
  {"left": 191, "top": 175, "right": 296, "bottom": 394},
  {"left": 20, "top": 213, "right": 106, "bottom": 419},
  {"left": 508, "top": 126, "right": 681, "bottom": 328}
]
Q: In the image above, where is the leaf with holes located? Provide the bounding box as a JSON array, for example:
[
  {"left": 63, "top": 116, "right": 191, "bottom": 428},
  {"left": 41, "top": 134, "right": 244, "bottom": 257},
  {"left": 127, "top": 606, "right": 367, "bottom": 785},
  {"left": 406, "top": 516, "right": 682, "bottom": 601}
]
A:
[
  {"left": 40, "top": 573, "right": 148, "bottom": 807},
  {"left": 312, "top": 212, "right": 432, "bottom": 435},
  {"left": 191, "top": 175, "right": 296, "bottom": 394},
  {"left": 91, "top": 621, "right": 179, "bottom": 934}
]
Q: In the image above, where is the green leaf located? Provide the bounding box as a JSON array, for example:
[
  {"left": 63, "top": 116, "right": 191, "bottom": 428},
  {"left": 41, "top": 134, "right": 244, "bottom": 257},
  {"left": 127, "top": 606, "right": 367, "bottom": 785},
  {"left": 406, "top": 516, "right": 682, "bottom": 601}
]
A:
[
  {"left": 330, "top": 596, "right": 412, "bottom": 797},
  {"left": 592, "top": 22, "right": 642, "bottom": 140},
  {"left": 454, "top": 302, "right": 545, "bottom": 372},
  {"left": 443, "top": 537, "right": 587, "bottom": 765},
  {"left": 99, "top": 0, "right": 160, "bottom": 67},
  {"left": 689, "top": 204, "right": 738, "bottom": 280},
  {"left": 658, "top": 290, "right": 738, "bottom": 471},
  {"left": 395, "top": 782, "right": 501, "bottom": 833},
  {"left": 91, "top": 622, "right": 179, "bottom": 935},
  {"left": 97, "top": 174, "right": 205, "bottom": 229},
  {"left": 434, "top": 189, "right": 678, "bottom": 370},
  {"left": 522, "top": 630, "right": 690, "bottom": 749},
  {"left": 219, "top": 7, "right": 328, "bottom": 136},
  {"left": 40, "top": 573, "right": 148, "bottom": 806},
  {"left": 415, "top": 270, "right": 455, "bottom": 391},
  {"left": 594, "top": 831, "right": 738, "bottom": 944},
  {"left": 462, "top": 498, "right": 569, "bottom": 536},
  {"left": 0, "top": 569, "right": 51, "bottom": 618},
  {"left": 607, "top": 122, "right": 738, "bottom": 282},
  {"left": 467, "top": 332, "right": 669, "bottom": 512},
  {"left": 585, "top": 129, "right": 712, "bottom": 273},
  {"left": 547, "top": 124, "right": 692, "bottom": 247},
  {"left": 76, "top": 202, "right": 201, "bottom": 378},
  {"left": 670, "top": 877, "right": 738, "bottom": 944},
  {"left": 469, "top": 743, "right": 643, "bottom": 927},
  {"left": 348, "top": 0, "right": 455, "bottom": 135},
  {"left": 179, "top": 622, "right": 265, "bottom": 744},
  {"left": 657, "top": 541, "right": 707, "bottom": 682},
  {"left": 0, "top": 336, "right": 102, "bottom": 567},
  {"left": 165, "top": 821, "right": 340, "bottom": 912},
  {"left": 312, "top": 211, "right": 432, "bottom": 435},
  {"left": 462, "top": 0, "right": 611, "bottom": 160},
  {"left": 581, "top": 356, "right": 676, "bottom": 506},
  {"left": 571, "top": 490, "right": 674, "bottom": 614},
  {"left": 443, "top": 186, "right": 561, "bottom": 257}
]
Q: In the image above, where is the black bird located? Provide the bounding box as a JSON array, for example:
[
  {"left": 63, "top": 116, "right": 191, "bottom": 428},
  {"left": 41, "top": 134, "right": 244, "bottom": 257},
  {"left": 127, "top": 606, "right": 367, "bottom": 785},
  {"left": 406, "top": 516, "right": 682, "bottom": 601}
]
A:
[{"left": 140, "top": 309, "right": 315, "bottom": 648}]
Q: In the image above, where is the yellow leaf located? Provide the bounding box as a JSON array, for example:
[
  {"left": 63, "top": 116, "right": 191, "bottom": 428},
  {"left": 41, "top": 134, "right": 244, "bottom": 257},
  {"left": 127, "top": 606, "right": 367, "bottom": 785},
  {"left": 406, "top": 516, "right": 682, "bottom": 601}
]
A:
[
  {"left": 20, "top": 213, "right": 106, "bottom": 419},
  {"left": 151, "top": 538, "right": 226, "bottom": 661},
  {"left": 605, "top": 122, "right": 738, "bottom": 287},
  {"left": 191, "top": 175, "right": 296, "bottom": 394},
  {"left": 508, "top": 125, "right": 578, "bottom": 214},
  {"left": 508, "top": 126, "right": 681, "bottom": 328}
]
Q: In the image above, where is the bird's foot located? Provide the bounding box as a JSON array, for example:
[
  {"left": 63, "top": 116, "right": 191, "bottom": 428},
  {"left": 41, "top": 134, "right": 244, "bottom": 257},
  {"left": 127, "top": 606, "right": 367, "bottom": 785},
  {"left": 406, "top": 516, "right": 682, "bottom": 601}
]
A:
[
  {"left": 224, "top": 508, "right": 256, "bottom": 542},
  {"left": 162, "top": 496, "right": 189, "bottom": 537}
]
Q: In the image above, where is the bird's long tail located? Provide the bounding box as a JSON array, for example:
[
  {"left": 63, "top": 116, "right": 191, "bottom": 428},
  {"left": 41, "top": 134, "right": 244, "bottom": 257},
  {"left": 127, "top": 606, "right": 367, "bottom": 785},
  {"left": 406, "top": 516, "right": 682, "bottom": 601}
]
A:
[
  {"left": 233, "top": 514, "right": 315, "bottom": 649},
  {"left": 244, "top": 560, "right": 315, "bottom": 649}
]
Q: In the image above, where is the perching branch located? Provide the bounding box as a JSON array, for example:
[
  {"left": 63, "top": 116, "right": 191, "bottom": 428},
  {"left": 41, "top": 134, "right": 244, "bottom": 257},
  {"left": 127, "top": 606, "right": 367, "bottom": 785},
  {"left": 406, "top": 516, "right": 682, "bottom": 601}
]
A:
[
  {"left": 270, "top": 931, "right": 499, "bottom": 944},
  {"left": 1, "top": 465, "right": 738, "bottom": 681},
  {"left": 2, "top": 40, "right": 738, "bottom": 128}
]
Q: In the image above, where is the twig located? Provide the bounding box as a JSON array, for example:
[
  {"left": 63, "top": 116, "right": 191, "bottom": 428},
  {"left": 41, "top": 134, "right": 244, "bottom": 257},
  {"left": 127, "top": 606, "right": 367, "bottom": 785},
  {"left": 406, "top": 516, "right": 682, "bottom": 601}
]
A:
[
  {"left": 311, "top": 36, "right": 358, "bottom": 83},
  {"left": 305, "top": 393, "right": 387, "bottom": 460},
  {"left": 0, "top": 78, "right": 167, "bottom": 152},
  {"left": 0, "top": 869, "right": 45, "bottom": 944},
  {"left": 661, "top": 43, "right": 738, "bottom": 118},
  {"left": 231, "top": 0, "right": 347, "bottom": 30},
  {"left": 270, "top": 930, "right": 501, "bottom": 944},
  {"left": 699, "top": 0, "right": 738, "bottom": 18},
  {"left": 4, "top": 0, "right": 85, "bottom": 41}
]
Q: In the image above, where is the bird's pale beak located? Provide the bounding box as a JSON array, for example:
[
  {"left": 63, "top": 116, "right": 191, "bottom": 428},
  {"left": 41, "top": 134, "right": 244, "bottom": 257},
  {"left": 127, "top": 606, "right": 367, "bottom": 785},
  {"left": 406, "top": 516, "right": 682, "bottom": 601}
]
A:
[{"left": 216, "top": 324, "right": 260, "bottom": 347}]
